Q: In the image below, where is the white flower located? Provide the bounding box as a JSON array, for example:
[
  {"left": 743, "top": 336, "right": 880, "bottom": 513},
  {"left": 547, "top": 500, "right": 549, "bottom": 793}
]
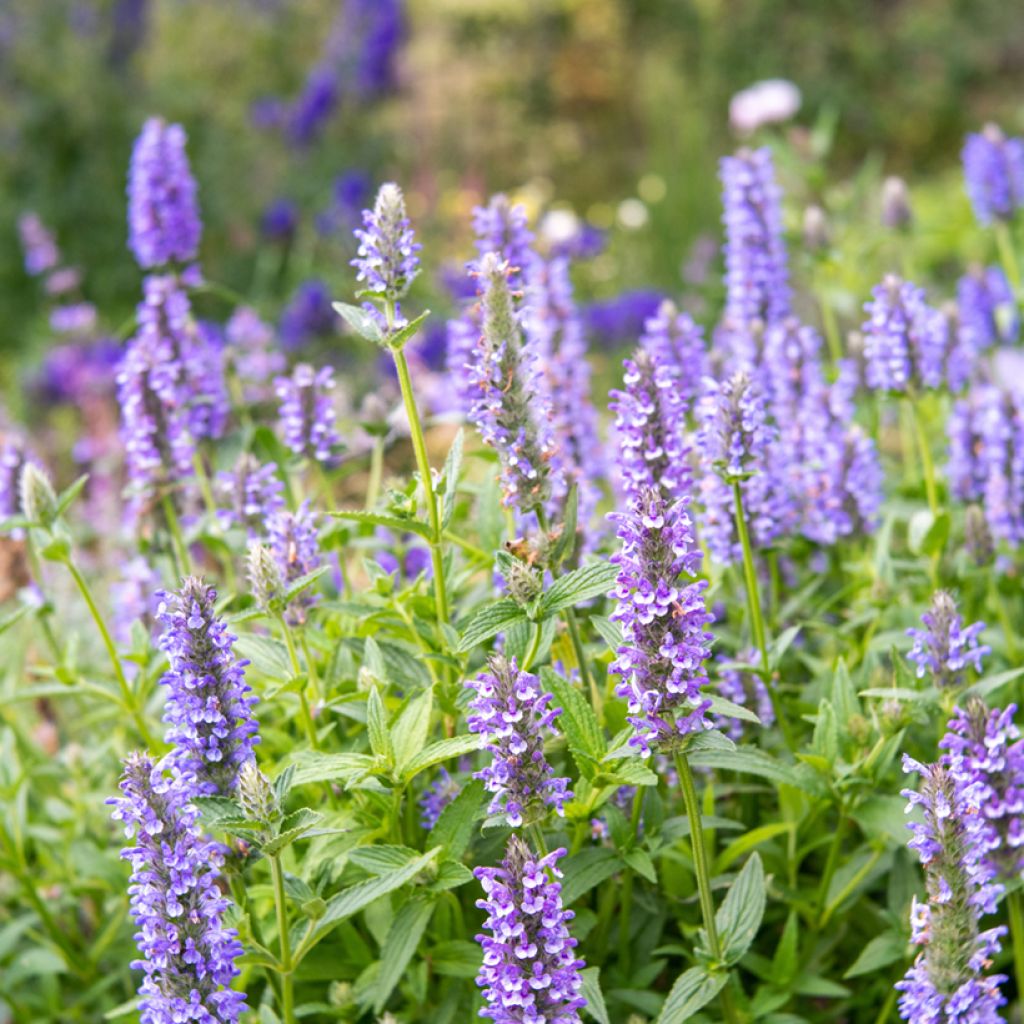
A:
[{"left": 729, "top": 79, "right": 801, "bottom": 136}]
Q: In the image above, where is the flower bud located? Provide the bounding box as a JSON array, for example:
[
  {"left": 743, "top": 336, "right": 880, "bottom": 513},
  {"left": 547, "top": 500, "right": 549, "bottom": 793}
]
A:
[
  {"left": 881, "top": 176, "right": 912, "bottom": 229},
  {"left": 247, "top": 542, "right": 284, "bottom": 613},
  {"left": 237, "top": 759, "right": 279, "bottom": 825},
  {"left": 19, "top": 462, "right": 58, "bottom": 527},
  {"left": 802, "top": 204, "right": 830, "bottom": 251},
  {"left": 506, "top": 559, "right": 542, "bottom": 607},
  {"left": 965, "top": 504, "right": 994, "bottom": 567}
]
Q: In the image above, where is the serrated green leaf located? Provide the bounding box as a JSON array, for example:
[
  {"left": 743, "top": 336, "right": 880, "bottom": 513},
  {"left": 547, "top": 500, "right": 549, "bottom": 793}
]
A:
[
  {"left": 391, "top": 689, "right": 433, "bottom": 774},
  {"left": 330, "top": 508, "right": 432, "bottom": 540},
  {"left": 428, "top": 859, "right": 475, "bottom": 892},
  {"left": 333, "top": 301, "right": 385, "bottom": 344},
  {"left": 581, "top": 966, "right": 611, "bottom": 1024},
  {"left": 687, "top": 746, "right": 816, "bottom": 792},
  {"left": 966, "top": 666, "right": 1024, "bottom": 699},
  {"left": 560, "top": 848, "right": 623, "bottom": 905},
  {"left": 539, "top": 561, "right": 617, "bottom": 617},
  {"left": 366, "top": 687, "right": 393, "bottom": 763},
  {"left": 656, "top": 966, "right": 728, "bottom": 1023},
  {"left": 429, "top": 779, "right": 487, "bottom": 859},
  {"left": 287, "top": 751, "right": 376, "bottom": 787},
  {"left": 373, "top": 897, "right": 436, "bottom": 1012},
  {"left": 283, "top": 565, "right": 331, "bottom": 602},
  {"left": 235, "top": 634, "right": 292, "bottom": 679},
  {"left": 349, "top": 845, "right": 423, "bottom": 875},
  {"left": 715, "top": 852, "right": 766, "bottom": 965},
  {"left": 843, "top": 930, "right": 906, "bottom": 978},
  {"left": 543, "top": 667, "right": 605, "bottom": 773},
  {"left": 623, "top": 848, "right": 657, "bottom": 884},
  {"left": 262, "top": 808, "right": 323, "bottom": 855},
  {"left": 385, "top": 309, "right": 431, "bottom": 349},
  {"left": 401, "top": 734, "right": 484, "bottom": 782},
  {"left": 441, "top": 429, "right": 464, "bottom": 531},
  {"left": 589, "top": 614, "right": 623, "bottom": 653},
  {"left": 714, "top": 823, "right": 793, "bottom": 874},
  {"left": 705, "top": 693, "right": 762, "bottom": 725},
  {"left": 457, "top": 598, "right": 527, "bottom": 652}
]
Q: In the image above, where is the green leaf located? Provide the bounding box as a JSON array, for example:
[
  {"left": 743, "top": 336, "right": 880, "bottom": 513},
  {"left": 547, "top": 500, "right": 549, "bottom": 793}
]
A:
[
  {"left": 580, "top": 966, "right": 611, "bottom": 1024},
  {"left": 429, "top": 779, "right": 487, "bottom": 859},
  {"left": 55, "top": 474, "right": 89, "bottom": 517},
  {"left": 366, "top": 687, "right": 394, "bottom": 764},
  {"left": 539, "top": 560, "right": 617, "bottom": 617},
  {"left": 373, "top": 898, "right": 436, "bottom": 1012},
  {"left": 623, "top": 848, "right": 657, "bottom": 884},
  {"left": 330, "top": 508, "right": 432, "bottom": 541},
  {"left": 262, "top": 808, "right": 324, "bottom": 855},
  {"left": 771, "top": 911, "right": 800, "bottom": 986},
  {"left": 714, "top": 823, "right": 793, "bottom": 874},
  {"left": 428, "top": 859, "right": 475, "bottom": 892},
  {"left": 288, "top": 752, "right": 376, "bottom": 787},
  {"left": 235, "top": 634, "right": 292, "bottom": 679},
  {"left": 386, "top": 309, "right": 431, "bottom": 350},
  {"left": 687, "top": 746, "right": 816, "bottom": 793},
  {"left": 301, "top": 848, "right": 440, "bottom": 954},
  {"left": 543, "top": 668, "right": 605, "bottom": 774},
  {"left": 333, "top": 301, "right": 385, "bottom": 344},
  {"left": 560, "top": 848, "right": 623, "bottom": 905},
  {"left": 349, "top": 845, "right": 423, "bottom": 875},
  {"left": 844, "top": 930, "right": 907, "bottom": 978},
  {"left": 715, "top": 852, "right": 766, "bottom": 965},
  {"left": 908, "top": 508, "right": 949, "bottom": 557},
  {"left": 551, "top": 485, "right": 578, "bottom": 567},
  {"left": 705, "top": 693, "right": 762, "bottom": 725},
  {"left": 391, "top": 690, "right": 433, "bottom": 774},
  {"left": 589, "top": 614, "right": 623, "bottom": 653},
  {"left": 441, "top": 429, "right": 464, "bottom": 531},
  {"left": 656, "top": 966, "right": 728, "bottom": 1024},
  {"left": 457, "top": 598, "right": 527, "bottom": 652},
  {"left": 283, "top": 565, "right": 331, "bottom": 603},
  {"left": 401, "top": 734, "right": 485, "bottom": 782},
  {"left": 967, "top": 666, "right": 1024, "bottom": 699}
]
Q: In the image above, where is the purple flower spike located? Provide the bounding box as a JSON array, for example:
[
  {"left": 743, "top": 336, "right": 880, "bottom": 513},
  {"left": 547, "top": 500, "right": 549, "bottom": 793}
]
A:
[
  {"left": 896, "top": 755, "right": 1006, "bottom": 1024},
  {"left": 941, "top": 697, "right": 1024, "bottom": 883},
  {"left": 267, "top": 501, "right": 322, "bottom": 625},
  {"left": 861, "top": 276, "right": 966, "bottom": 393},
  {"left": 720, "top": 147, "right": 791, "bottom": 328},
  {"left": 473, "top": 835, "right": 586, "bottom": 1024},
  {"left": 962, "top": 123, "right": 1024, "bottom": 226},
  {"left": 609, "top": 486, "right": 714, "bottom": 756},
  {"left": 907, "top": 591, "right": 989, "bottom": 690},
  {"left": 156, "top": 578, "right": 259, "bottom": 796},
  {"left": 352, "top": 182, "right": 421, "bottom": 301},
  {"left": 958, "top": 266, "right": 1018, "bottom": 349},
  {"left": 419, "top": 768, "right": 461, "bottom": 829},
  {"left": 17, "top": 212, "right": 60, "bottom": 276},
  {"left": 716, "top": 649, "right": 774, "bottom": 741},
  {"left": 697, "top": 370, "right": 772, "bottom": 480},
  {"left": 108, "top": 753, "right": 247, "bottom": 1024},
  {"left": 466, "top": 655, "right": 572, "bottom": 828},
  {"left": 275, "top": 363, "right": 341, "bottom": 463},
  {"left": 216, "top": 453, "right": 285, "bottom": 535},
  {"left": 127, "top": 118, "right": 202, "bottom": 270},
  {"left": 640, "top": 300, "right": 707, "bottom": 408}
]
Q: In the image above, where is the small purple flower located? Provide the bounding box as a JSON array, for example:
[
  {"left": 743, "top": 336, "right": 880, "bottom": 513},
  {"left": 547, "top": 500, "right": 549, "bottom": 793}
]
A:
[
  {"left": 640, "top": 300, "right": 707, "bottom": 409},
  {"left": 609, "top": 486, "right": 714, "bottom": 755},
  {"left": 941, "top": 698, "right": 1024, "bottom": 883},
  {"left": 473, "top": 836, "right": 586, "bottom": 1024},
  {"left": 267, "top": 501, "right": 322, "bottom": 625},
  {"left": 715, "top": 649, "right": 774, "bottom": 741},
  {"left": 862, "top": 276, "right": 971, "bottom": 393},
  {"left": 17, "top": 212, "right": 60, "bottom": 276},
  {"left": 962, "top": 123, "right": 1024, "bottom": 226},
  {"left": 720, "top": 147, "right": 791, "bottom": 328},
  {"left": 225, "top": 306, "right": 285, "bottom": 395},
  {"left": 127, "top": 118, "right": 202, "bottom": 270},
  {"left": 419, "top": 768, "right": 460, "bottom": 829},
  {"left": 156, "top": 577, "right": 259, "bottom": 796},
  {"left": 466, "top": 656, "right": 572, "bottom": 828},
  {"left": 112, "top": 556, "right": 161, "bottom": 645},
  {"left": 907, "top": 591, "right": 989, "bottom": 689},
  {"left": 580, "top": 290, "right": 664, "bottom": 350},
  {"left": 108, "top": 752, "right": 247, "bottom": 1024},
  {"left": 261, "top": 198, "right": 299, "bottom": 243},
  {"left": 216, "top": 453, "right": 285, "bottom": 535},
  {"left": 275, "top": 363, "right": 341, "bottom": 463},
  {"left": 279, "top": 280, "right": 336, "bottom": 351},
  {"left": 49, "top": 302, "right": 98, "bottom": 335},
  {"left": 697, "top": 370, "right": 772, "bottom": 480},
  {"left": 958, "top": 265, "right": 1018, "bottom": 349},
  {"left": 353, "top": 182, "right": 421, "bottom": 302},
  {"left": 896, "top": 755, "right": 1006, "bottom": 1024}
]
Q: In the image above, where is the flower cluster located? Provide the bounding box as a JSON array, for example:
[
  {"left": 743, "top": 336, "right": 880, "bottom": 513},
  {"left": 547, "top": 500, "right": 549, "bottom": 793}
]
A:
[
  {"left": 609, "top": 486, "right": 713, "bottom": 755},
  {"left": 419, "top": 767, "right": 461, "bottom": 829},
  {"left": 216, "top": 453, "right": 285, "bottom": 535},
  {"left": 473, "top": 836, "right": 586, "bottom": 1023},
  {"left": 127, "top": 118, "right": 202, "bottom": 269},
  {"left": 941, "top": 698, "right": 1024, "bottom": 883},
  {"left": 352, "top": 182, "right": 421, "bottom": 302},
  {"left": 156, "top": 578, "right": 259, "bottom": 796},
  {"left": 896, "top": 756, "right": 1006, "bottom": 1024},
  {"left": 275, "top": 363, "right": 341, "bottom": 463},
  {"left": 466, "top": 656, "right": 572, "bottom": 828},
  {"left": 861, "top": 275, "right": 973, "bottom": 393},
  {"left": 640, "top": 300, "right": 707, "bottom": 407},
  {"left": 465, "top": 252, "right": 562, "bottom": 513},
  {"left": 226, "top": 306, "right": 285, "bottom": 399},
  {"left": 17, "top": 212, "right": 59, "bottom": 276},
  {"left": 266, "top": 501, "right": 322, "bottom": 625},
  {"left": 108, "top": 752, "right": 246, "bottom": 1024},
  {"left": 907, "top": 591, "right": 989, "bottom": 690},
  {"left": 720, "top": 147, "right": 791, "bottom": 328},
  {"left": 958, "top": 265, "right": 1018, "bottom": 349},
  {"left": 962, "top": 123, "right": 1024, "bottom": 226},
  {"left": 716, "top": 649, "right": 774, "bottom": 741}
]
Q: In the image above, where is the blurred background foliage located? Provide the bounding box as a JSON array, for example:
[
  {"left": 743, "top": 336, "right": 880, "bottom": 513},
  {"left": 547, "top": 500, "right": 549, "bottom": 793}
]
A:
[{"left": 2, "top": 0, "right": 1023, "bottom": 374}]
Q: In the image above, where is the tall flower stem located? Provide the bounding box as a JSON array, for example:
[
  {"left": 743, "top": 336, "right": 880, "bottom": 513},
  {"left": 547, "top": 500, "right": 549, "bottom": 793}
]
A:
[
  {"left": 674, "top": 751, "right": 738, "bottom": 1024},
  {"left": 995, "top": 221, "right": 1022, "bottom": 300},
  {"left": 390, "top": 343, "right": 449, "bottom": 629},
  {"left": 818, "top": 286, "right": 843, "bottom": 363},
  {"left": 161, "top": 495, "right": 190, "bottom": 578},
  {"left": 65, "top": 559, "right": 153, "bottom": 746},
  {"left": 815, "top": 807, "right": 847, "bottom": 927},
  {"left": 269, "top": 851, "right": 296, "bottom": 1024},
  {"left": 731, "top": 480, "right": 791, "bottom": 748},
  {"left": 906, "top": 395, "right": 939, "bottom": 516},
  {"left": 365, "top": 435, "right": 385, "bottom": 511},
  {"left": 534, "top": 506, "right": 597, "bottom": 712},
  {"left": 276, "top": 613, "right": 319, "bottom": 749},
  {"left": 1007, "top": 889, "right": 1024, "bottom": 1006}
]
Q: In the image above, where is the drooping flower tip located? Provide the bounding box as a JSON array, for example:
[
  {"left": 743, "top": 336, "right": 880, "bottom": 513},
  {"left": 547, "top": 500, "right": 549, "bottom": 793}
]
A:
[
  {"left": 465, "top": 656, "right": 572, "bottom": 828},
  {"left": 127, "top": 117, "right": 202, "bottom": 269},
  {"left": 352, "top": 182, "right": 421, "bottom": 301}
]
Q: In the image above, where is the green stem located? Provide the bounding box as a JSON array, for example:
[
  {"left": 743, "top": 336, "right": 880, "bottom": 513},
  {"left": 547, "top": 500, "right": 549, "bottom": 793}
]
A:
[
  {"left": 819, "top": 285, "right": 843, "bottom": 363},
  {"left": 528, "top": 822, "right": 548, "bottom": 857},
  {"left": 1007, "top": 889, "right": 1024, "bottom": 1007},
  {"left": 990, "top": 576, "right": 1021, "bottom": 664},
  {"left": 522, "top": 622, "right": 544, "bottom": 672},
  {"left": 277, "top": 614, "right": 319, "bottom": 748},
  {"left": 995, "top": 221, "right": 1022, "bottom": 300},
  {"left": 365, "top": 435, "right": 385, "bottom": 511},
  {"left": 907, "top": 395, "right": 939, "bottom": 516},
  {"left": 618, "top": 788, "right": 645, "bottom": 961},
  {"left": 66, "top": 560, "right": 154, "bottom": 746},
  {"left": 732, "top": 480, "right": 791, "bottom": 748},
  {"left": 24, "top": 537, "right": 63, "bottom": 663},
  {"left": 191, "top": 450, "right": 219, "bottom": 521},
  {"left": 270, "top": 853, "right": 296, "bottom": 1024},
  {"left": 161, "top": 496, "right": 190, "bottom": 578},
  {"left": 815, "top": 808, "right": 847, "bottom": 926},
  {"left": 820, "top": 847, "right": 883, "bottom": 927},
  {"left": 675, "top": 752, "right": 739, "bottom": 1024}
]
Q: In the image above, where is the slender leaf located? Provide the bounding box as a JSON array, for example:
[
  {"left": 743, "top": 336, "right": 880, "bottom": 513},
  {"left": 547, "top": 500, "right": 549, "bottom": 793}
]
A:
[
  {"left": 373, "top": 898, "right": 436, "bottom": 1012},
  {"left": 539, "top": 561, "right": 617, "bottom": 617},
  {"left": 457, "top": 598, "right": 527, "bottom": 652},
  {"left": 656, "top": 966, "right": 728, "bottom": 1024}
]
